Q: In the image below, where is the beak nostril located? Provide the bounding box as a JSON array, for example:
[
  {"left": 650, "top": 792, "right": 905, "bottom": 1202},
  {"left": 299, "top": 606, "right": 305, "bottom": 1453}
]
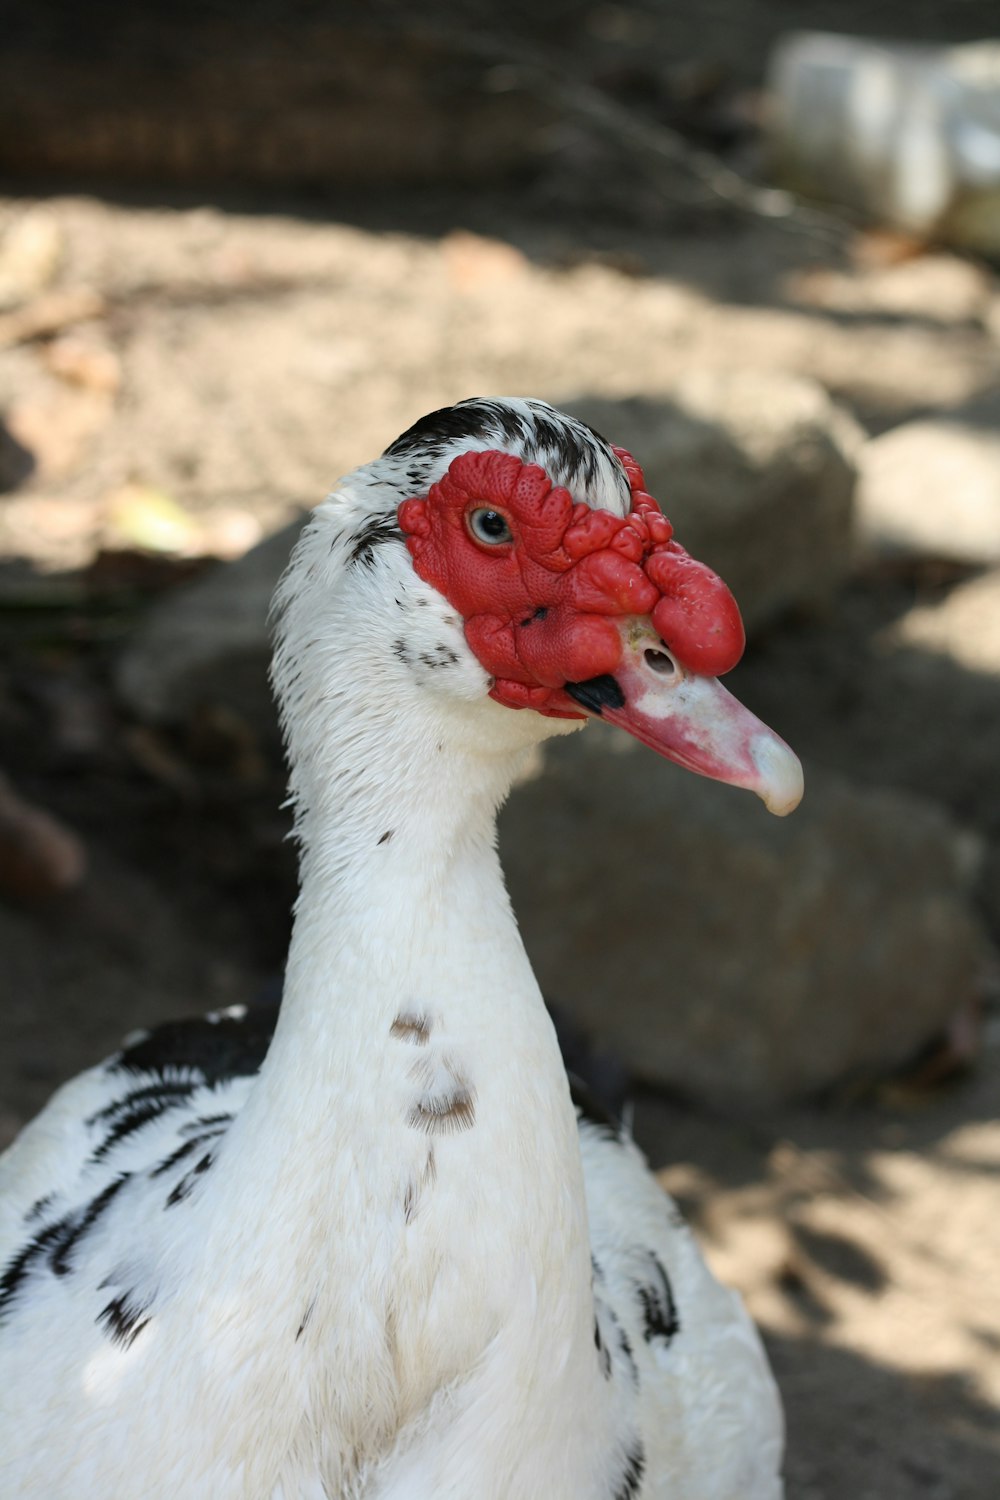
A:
[{"left": 643, "top": 647, "right": 676, "bottom": 677}]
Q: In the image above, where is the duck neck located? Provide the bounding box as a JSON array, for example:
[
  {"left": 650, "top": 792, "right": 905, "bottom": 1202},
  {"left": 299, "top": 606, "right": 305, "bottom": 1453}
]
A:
[
  {"left": 279, "top": 721, "right": 533, "bottom": 1041},
  {"left": 191, "top": 698, "right": 597, "bottom": 1476},
  {"left": 216, "top": 706, "right": 590, "bottom": 1325},
  {"left": 236, "top": 687, "right": 575, "bottom": 1173}
]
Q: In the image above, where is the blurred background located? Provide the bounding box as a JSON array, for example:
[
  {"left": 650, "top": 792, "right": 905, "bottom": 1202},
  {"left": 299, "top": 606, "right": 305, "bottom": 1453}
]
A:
[{"left": 1, "top": 3, "right": 998, "bottom": 1494}]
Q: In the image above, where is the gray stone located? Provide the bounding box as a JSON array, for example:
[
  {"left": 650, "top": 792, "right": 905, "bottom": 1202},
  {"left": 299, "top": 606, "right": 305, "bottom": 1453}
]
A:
[
  {"left": 858, "top": 396, "right": 1000, "bottom": 563},
  {"left": 499, "top": 726, "right": 992, "bottom": 1112},
  {"left": 890, "top": 566, "right": 1000, "bottom": 676},
  {"left": 116, "top": 518, "right": 302, "bottom": 735},
  {"left": 786, "top": 253, "right": 993, "bottom": 326},
  {"left": 566, "top": 373, "right": 860, "bottom": 631}
]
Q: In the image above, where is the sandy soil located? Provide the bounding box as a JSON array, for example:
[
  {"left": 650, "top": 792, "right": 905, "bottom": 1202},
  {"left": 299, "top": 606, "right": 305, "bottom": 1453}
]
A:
[{"left": 0, "top": 181, "right": 998, "bottom": 1500}]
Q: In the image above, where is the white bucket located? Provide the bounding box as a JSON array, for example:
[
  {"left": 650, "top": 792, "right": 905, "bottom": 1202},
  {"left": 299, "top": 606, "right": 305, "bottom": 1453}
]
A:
[{"left": 768, "top": 32, "right": 1000, "bottom": 251}]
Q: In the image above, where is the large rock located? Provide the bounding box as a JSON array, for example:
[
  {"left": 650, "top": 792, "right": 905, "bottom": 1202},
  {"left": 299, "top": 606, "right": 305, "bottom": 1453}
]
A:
[
  {"left": 886, "top": 567, "right": 1000, "bottom": 946},
  {"left": 890, "top": 566, "right": 1000, "bottom": 676},
  {"left": 787, "top": 252, "right": 993, "bottom": 326},
  {"left": 566, "top": 373, "right": 860, "bottom": 631},
  {"left": 858, "top": 397, "right": 1000, "bottom": 563},
  {"left": 116, "top": 519, "right": 302, "bottom": 736},
  {"left": 499, "top": 727, "right": 992, "bottom": 1112}
]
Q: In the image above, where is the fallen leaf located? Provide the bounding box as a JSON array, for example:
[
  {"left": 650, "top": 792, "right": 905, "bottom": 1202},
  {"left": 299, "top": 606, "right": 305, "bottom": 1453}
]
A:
[
  {"left": 105, "top": 483, "right": 203, "bottom": 555},
  {"left": 44, "top": 334, "right": 121, "bottom": 394}
]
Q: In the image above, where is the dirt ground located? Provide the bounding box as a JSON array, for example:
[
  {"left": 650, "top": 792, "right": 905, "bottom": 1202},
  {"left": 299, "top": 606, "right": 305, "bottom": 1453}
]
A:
[{"left": 1, "top": 137, "right": 999, "bottom": 1500}]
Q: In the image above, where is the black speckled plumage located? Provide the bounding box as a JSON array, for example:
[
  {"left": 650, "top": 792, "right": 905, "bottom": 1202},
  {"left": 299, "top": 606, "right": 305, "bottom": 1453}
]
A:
[
  {"left": 383, "top": 397, "right": 629, "bottom": 508},
  {"left": 113, "top": 1002, "right": 279, "bottom": 1086},
  {"left": 98, "top": 1290, "right": 152, "bottom": 1349},
  {"left": 635, "top": 1255, "right": 680, "bottom": 1347},
  {"left": 613, "top": 1442, "right": 646, "bottom": 1500},
  {"left": 348, "top": 513, "right": 404, "bottom": 568}
]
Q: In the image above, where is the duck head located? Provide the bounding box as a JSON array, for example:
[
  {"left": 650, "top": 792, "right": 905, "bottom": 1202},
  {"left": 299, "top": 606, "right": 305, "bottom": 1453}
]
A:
[{"left": 275, "top": 397, "right": 803, "bottom": 818}]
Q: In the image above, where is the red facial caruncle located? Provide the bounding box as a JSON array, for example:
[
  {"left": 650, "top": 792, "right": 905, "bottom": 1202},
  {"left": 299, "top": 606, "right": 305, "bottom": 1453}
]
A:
[{"left": 396, "top": 447, "right": 745, "bottom": 717}]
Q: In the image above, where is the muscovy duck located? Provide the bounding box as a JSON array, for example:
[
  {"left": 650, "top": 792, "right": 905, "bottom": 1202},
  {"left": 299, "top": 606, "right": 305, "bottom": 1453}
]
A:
[{"left": 0, "top": 397, "right": 802, "bottom": 1499}]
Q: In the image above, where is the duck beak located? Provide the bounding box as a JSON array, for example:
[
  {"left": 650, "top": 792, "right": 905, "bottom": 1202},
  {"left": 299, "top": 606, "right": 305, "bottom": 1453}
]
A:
[{"left": 564, "top": 619, "right": 803, "bottom": 817}]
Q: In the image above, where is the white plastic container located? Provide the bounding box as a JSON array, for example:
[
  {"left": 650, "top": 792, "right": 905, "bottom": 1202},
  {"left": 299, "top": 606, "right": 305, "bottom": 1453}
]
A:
[{"left": 768, "top": 32, "right": 1000, "bottom": 251}]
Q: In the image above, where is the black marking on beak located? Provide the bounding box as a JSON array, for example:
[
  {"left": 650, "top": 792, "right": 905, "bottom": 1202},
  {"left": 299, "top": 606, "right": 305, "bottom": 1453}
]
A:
[{"left": 564, "top": 675, "right": 625, "bottom": 715}]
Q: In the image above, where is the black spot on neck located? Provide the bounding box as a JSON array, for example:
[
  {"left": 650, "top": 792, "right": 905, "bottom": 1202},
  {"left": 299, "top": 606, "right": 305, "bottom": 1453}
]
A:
[
  {"left": 613, "top": 1442, "right": 646, "bottom": 1500},
  {"left": 564, "top": 674, "right": 625, "bottom": 715},
  {"left": 418, "top": 645, "right": 460, "bottom": 669},
  {"left": 348, "top": 512, "right": 403, "bottom": 567},
  {"left": 391, "top": 1012, "right": 430, "bottom": 1044},
  {"left": 635, "top": 1256, "right": 680, "bottom": 1345},
  {"left": 296, "top": 1298, "right": 315, "bottom": 1341},
  {"left": 98, "top": 1291, "right": 151, "bottom": 1349},
  {"left": 594, "top": 1315, "right": 612, "bottom": 1380},
  {"left": 407, "top": 1086, "right": 476, "bottom": 1135},
  {"left": 617, "top": 1323, "right": 638, "bottom": 1385}
]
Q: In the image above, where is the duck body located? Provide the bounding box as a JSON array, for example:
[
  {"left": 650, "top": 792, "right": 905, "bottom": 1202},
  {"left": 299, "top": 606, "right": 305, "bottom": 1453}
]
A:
[{"left": 0, "top": 399, "right": 792, "bottom": 1499}]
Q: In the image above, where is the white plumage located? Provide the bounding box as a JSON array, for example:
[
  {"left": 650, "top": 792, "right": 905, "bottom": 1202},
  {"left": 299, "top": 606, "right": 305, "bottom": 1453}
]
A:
[{"left": 0, "top": 399, "right": 793, "bottom": 1499}]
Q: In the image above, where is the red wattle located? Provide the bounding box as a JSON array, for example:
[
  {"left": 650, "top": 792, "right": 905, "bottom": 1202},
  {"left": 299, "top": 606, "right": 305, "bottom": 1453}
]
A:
[
  {"left": 648, "top": 550, "right": 746, "bottom": 675},
  {"left": 489, "top": 679, "right": 554, "bottom": 710},
  {"left": 611, "top": 445, "right": 647, "bottom": 492},
  {"left": 515, "top": 610, "right": 621, "bottom": 688},
  {"left": 398, "top": 443, "right": 746, "bottom": 712},
  {"left": 563, "top": 507, "right": 622, "bottom": 560},
  {"left": 569, "top": 551, "right": 659, "bottom": 616}
]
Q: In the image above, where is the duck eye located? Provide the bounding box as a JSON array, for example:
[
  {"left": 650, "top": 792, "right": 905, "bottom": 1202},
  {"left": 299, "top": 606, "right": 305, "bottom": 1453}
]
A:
[{"left": 467, "top": 508, "right": 513, "bottom": 546}]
